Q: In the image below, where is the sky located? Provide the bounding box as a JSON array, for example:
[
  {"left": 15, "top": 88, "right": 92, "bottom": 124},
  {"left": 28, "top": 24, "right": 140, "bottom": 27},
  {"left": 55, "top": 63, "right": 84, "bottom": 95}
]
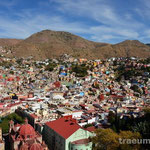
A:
[{"left": 0, "top": 0, "right": 150, "bottom": 44}]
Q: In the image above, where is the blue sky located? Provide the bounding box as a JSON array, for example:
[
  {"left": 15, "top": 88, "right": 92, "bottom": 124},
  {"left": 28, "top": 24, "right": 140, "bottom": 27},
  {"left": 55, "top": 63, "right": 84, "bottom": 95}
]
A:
[{"left": 0, "top": 0, "right": 150, "bottom": 43}]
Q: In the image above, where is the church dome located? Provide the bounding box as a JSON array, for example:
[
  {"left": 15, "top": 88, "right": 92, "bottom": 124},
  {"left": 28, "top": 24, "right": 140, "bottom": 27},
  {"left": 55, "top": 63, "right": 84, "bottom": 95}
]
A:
[
  {"left": 20, "top": 143, "right": 28, "bottom": 150},
  {"left": 19, "top": 124, "right": 35, "bottom": 138},
  {"left": 30, "top": 143, "right": 43, "bottom": 150},
  {"left": 19, "top": 118, "right": 35, "bottom": 139}
]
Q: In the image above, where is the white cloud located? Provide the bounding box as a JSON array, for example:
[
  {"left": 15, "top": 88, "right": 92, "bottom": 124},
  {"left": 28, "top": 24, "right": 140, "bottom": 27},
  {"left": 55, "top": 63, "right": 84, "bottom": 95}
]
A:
[
  {"left": 0, "top": 0, "right": 149, "bottom": 43},
  {"left": 134, "top": 0, "right": 150, "bottom": 20},
  {"left": 54, "top": 0, "right": 119, "bottom": 25},
  {"left": 0, "top": 11, "right": 91, "bottom": 39},
  {"left": 49, "top": 0, "right": 145, "bottom": 42},
  {"left": 91, "top": 35, "right": 117, "bottom": 42}
]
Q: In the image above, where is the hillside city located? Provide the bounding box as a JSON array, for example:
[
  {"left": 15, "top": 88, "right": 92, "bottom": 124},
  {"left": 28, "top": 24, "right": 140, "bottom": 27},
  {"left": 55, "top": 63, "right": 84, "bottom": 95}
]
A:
[
  {"left": 0, "top": 53, "right": 149, "bottom": 150},
  {"left": 1, "top": 0, "right": 150, "bottom": 149}
]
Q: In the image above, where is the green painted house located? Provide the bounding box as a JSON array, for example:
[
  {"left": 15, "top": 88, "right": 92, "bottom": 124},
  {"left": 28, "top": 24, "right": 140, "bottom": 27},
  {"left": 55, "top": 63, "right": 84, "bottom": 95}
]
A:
[{"left": 43, "top": 117, "right": 93, "bottom": 150}]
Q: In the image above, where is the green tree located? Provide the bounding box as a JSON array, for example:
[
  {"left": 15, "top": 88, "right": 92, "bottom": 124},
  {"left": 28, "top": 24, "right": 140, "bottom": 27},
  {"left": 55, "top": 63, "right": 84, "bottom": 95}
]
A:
[
  {"left": 45, "top": 63, "right": 57, "bottom": 71},
  {"left": 71, "top": 64, "right": 88, "bottom": 77},
  {"left": 91, "top": 128, "right": 141, "bottom": 150},
  {"left": 119, "top": 131, "right": 141, "bottom": 150},
  {"left": 91, "top": 128, "right": 120, "bottom": 150},
  {"left": 108, "top": 111, "right": 116, "bottom": 125},
  {"left": 0, "top": 113, "right": 24, "bottom": 133},
  {"left": 84, "top": 124, "right": 93, "bottom": 128}
]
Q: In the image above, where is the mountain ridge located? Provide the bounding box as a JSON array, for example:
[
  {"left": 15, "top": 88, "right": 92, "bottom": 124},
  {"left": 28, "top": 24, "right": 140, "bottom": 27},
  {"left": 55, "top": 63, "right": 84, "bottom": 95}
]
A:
[{"left": 0, "top": 30, "right": 150, "bottom": 59}]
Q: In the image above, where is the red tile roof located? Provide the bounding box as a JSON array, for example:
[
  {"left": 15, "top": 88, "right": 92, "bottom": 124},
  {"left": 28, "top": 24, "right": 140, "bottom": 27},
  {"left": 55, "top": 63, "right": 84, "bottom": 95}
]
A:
[
  {"left": 7, "top": 102, "right": 22, "bottom": 108},
  {"left": 30, "top": 143, "right": 43, "bottom": 150},
  {"left": 19, "top": 123, "right": 35, "bottom": 139},
  {"left": 86, "top": 126, "right": 96, "bottom": 132},
  {"left": 46, "top": 117, "right": 81, "bottom": 139},
  {"left": 30, "top": 113, "right": 38, "bottom": 119},
  {"left": 53, "top": 81, "right": 61, "bottom": 88}
]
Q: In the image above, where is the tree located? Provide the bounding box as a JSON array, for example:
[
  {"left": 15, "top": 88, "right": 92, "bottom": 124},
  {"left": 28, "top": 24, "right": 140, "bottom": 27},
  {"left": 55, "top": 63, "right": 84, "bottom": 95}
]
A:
[
  {"left": 0, "top": 113, "right": 24, "bottom": 133},
  {"left": 132, "top": 121, "right": 150, "bottom": 138},
  {"left": 91, "top": 128, "right": 141, "bottom": 150},
  {"left": 131, "top": 85, "right": 142, "bottom": 95},
  {"left": 71, "top": 64, "right": 88, "bottom": 77},
  {"left": 16, "top": 58, "right": 23, "bottom": 65},
  {"left": 108, "top": 111, "right": 116, "bottom": 125},
  {"left": 143, "top": 107, "right": 150, "bottom": 118},
  {"left": 84, "top": 124, "right": 93, "bottom": 128},
  {"left": 119, "top": 131, "right": 141, "bottom": 150},
  {"left": 91, "top": 128, "right": 120, "bottom": 150},
  {"left": 45, "top": 63, "right": 57, "bottom": 71}
]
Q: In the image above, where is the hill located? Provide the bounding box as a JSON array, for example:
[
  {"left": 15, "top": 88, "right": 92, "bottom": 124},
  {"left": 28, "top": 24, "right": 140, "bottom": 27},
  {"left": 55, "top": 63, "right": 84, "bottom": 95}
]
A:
[
  {"left": 0, "top": 38, "right": 22, "bottom": 46},
  {"left": 112, "top": 40, "right": 150, "bottom": 58},
  {"left": 1, "top": 30, "right": 150, "bottom": 59}
]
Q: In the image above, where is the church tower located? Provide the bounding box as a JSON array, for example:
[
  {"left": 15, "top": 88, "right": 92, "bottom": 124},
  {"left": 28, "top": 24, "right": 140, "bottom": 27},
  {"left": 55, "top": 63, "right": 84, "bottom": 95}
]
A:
[{"left": 9, "top": 120, "right": 14, "bottom": 133}]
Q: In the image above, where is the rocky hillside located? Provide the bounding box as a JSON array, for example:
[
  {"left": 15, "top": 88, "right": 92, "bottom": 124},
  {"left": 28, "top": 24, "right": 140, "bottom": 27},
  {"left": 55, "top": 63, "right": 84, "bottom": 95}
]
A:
[
  {"left": 1, "top": 30, "right": 150, "bottom": 59},
  {"left": 0, "top": 38, "right": 22, "bottom": 46}
]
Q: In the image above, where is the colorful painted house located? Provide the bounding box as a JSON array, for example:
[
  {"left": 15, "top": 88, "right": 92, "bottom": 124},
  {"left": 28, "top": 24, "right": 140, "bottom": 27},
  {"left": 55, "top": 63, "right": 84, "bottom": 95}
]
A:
[{"left": 43, "top": 117, "right": 93, "bottom": 150}]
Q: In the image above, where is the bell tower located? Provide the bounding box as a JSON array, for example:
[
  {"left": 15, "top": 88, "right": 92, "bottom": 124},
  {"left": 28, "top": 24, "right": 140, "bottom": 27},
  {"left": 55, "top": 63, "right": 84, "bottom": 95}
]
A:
[
  {"left": 9, "top": 120, "right": 14, "bottom": 133},
  {"left": 0, "top": 127, "right": 4, "bottom": 149},
  {"left": 0, "top": 128, "right": 2, "bottom": 141}
]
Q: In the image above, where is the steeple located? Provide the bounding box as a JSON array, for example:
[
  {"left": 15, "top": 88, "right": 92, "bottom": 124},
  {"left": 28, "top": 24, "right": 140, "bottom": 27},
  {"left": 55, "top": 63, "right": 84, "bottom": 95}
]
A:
[
  {"left": 9, "top": 120, "right": 14, "bottom": 132},
  {"left": 24, "top": 118, "right": 28, "bottom": 124}
]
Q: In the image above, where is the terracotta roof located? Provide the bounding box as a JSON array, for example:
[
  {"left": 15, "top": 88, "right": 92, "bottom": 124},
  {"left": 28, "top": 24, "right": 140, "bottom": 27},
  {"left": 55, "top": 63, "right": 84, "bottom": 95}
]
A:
[
  {"left": 7, "top": 102, "right": 22, "bottom": 108},
  {"left": 20, "top": 143, "right": 28, "bottom": 150},
  {"left": 19, "top": 123, "right": 35, "bottom": 139},
  {"left": 46, "top": 117, "right": 81, "bottom": 139},
  {"left": 53, "top": 81, "right": 61, "bottom": 88},
  {"left": 30, "top": 113, "right": 38, "bottom": 118},
  {"left": 30, "top": 143, "right": 43, "bottom": 150},
  {"left": 86, "top": 126, "right": 96, "bottom": 132}
]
